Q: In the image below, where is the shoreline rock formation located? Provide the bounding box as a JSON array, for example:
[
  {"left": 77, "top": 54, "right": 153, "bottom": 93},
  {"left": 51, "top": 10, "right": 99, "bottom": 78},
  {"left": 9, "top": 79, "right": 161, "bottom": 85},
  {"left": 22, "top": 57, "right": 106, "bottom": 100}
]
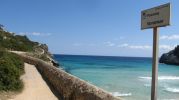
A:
[
  {"left": 159, "top": 45, "right": 179, "bottom": 65},
  {"left": 29, "top": 43, "right": 59, "bottom": 67}
]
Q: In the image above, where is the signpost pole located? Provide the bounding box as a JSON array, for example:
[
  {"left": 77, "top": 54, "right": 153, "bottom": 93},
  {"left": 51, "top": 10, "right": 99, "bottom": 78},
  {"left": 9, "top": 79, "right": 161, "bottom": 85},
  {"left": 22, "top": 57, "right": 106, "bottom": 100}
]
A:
[
  {"left": 151, "top": 27, "right": 159, "bottom": 100},
  {"left": 141, "top": 3, "right": 170, "bottom": 100}
]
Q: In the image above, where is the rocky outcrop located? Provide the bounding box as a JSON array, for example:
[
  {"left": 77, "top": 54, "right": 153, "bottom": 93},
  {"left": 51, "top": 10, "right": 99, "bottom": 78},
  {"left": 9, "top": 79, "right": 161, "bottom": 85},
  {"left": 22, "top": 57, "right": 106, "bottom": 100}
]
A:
[
  {"left": 15, "top": 53, "right": 120, "bottom": 100},
  {"left": 32, "top": 43, "right": 59, "bottom": 67},
  {"left": 159, "top": 45, "right": 179, "bottom": 65}
]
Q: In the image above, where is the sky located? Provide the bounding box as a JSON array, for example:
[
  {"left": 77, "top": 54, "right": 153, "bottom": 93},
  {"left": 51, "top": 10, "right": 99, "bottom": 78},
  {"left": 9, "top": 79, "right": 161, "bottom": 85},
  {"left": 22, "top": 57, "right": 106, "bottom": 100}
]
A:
[{"left": 0, "top": 0, "right": 179, "bottom": 57}]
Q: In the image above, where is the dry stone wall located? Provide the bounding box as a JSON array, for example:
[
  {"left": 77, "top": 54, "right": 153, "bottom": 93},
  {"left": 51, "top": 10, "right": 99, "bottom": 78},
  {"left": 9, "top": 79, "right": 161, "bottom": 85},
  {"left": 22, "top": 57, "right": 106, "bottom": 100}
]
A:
[{"left": 16, "top": 53, "right": 120, "bottom": 100}]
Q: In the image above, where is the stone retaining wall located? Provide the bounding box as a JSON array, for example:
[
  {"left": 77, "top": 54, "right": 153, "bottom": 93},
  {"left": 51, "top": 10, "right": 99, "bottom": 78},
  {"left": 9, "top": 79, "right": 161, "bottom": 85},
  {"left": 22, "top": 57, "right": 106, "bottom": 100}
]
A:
[{"left": 16, "top": 53, "right": 120, "bottom": 100}]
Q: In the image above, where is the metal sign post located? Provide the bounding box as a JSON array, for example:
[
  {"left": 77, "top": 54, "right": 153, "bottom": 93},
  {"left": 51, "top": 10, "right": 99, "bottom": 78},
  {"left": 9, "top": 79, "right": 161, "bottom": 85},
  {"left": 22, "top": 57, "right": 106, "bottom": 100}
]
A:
[{"left": 141, "top": 3, "right": 171, "bottom": 100}]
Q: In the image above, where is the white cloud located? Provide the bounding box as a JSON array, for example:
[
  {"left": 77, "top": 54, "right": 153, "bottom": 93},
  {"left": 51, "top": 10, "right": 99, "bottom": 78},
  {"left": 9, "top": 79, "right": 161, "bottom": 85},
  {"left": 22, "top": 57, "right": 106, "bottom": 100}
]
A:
[
  {"left": 129, "top": 45, "right": 151, "bottom": 49},
  {"left": 118, "top": 43, "right": 151, "bottom": 49},
  {"left": 159, "top": 45, "right": 175, "bottom": 50},
  {"left": 73, "top": 43, "right": 82, "bottom": 46},
  {"left": 104, "top": 41, "right": 115, "bottom": 47},
  {"left": 19, "top": 32, "right": 52, "bottom": 36},
  {"left": 32, "top": 32, "right": 41, "bottom": 36},
  {"left": 117, "top": 43, "right": 129, "bottom": 47},
  {"left": 118, "top": 43, "right": 176, "bottom": 51},
  {"left": 160, "top": 34, "right": 179, "bottom": 40}
]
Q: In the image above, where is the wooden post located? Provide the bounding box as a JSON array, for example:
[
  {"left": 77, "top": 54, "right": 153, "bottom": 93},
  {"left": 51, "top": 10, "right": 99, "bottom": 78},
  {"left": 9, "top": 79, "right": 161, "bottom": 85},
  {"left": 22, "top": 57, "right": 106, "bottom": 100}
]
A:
[{"left": 151, "top": 27, "right": 159, "bottom": 100}]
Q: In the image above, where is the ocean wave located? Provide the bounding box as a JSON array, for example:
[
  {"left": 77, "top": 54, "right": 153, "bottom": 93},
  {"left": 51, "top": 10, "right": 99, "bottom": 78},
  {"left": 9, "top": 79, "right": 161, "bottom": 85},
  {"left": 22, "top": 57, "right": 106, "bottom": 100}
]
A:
[
  {"left": 111, "top": 92, "right": 132, "bottom": 97},
  {"left": 164, "top": 87, "right": 179, "bottom": 93},
  {"left": 139, "top": 76, "right": 179, "bottom": 80},
  {"left": 144, "top": 84, "right": 151, "bottom": 87}
]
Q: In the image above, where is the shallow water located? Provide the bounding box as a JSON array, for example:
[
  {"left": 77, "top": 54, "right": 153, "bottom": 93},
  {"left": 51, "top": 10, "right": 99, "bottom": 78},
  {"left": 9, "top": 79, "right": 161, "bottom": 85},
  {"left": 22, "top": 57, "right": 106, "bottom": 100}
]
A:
[{"left": 54, "top": 54, "right": 179, "bottom": 100}]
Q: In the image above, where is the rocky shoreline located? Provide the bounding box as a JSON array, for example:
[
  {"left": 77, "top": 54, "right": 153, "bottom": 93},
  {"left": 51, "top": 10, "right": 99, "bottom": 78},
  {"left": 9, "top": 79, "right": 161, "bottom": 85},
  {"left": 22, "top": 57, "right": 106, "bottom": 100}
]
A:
[{"left": 26, "top": 43, "right": 60, "bottom": 67}]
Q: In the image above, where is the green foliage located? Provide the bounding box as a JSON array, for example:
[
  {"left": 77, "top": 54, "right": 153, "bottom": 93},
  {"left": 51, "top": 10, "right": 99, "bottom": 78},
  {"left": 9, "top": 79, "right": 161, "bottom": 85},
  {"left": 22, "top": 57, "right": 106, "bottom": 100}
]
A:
[
  {"left": 6, "top": 52, "right": 24, "bottom": 75},
  {"left": 0, "top": 30, "right": 50, "bottom": 62},
  {"left": 39, "top": 54, "right": 49, "bottom": 61},
  {"left": 0, "top": 30, "right": 38, "bottom": 51},
  {"left": 0, "top": 50, "right": 24, "bottom": 91}
]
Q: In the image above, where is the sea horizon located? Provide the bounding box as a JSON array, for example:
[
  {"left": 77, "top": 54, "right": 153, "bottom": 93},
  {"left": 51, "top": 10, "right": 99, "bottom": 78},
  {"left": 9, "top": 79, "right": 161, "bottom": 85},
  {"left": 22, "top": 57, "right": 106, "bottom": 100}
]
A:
[{"left": 53, "top": 53, "right": 154, "bottom": 59}]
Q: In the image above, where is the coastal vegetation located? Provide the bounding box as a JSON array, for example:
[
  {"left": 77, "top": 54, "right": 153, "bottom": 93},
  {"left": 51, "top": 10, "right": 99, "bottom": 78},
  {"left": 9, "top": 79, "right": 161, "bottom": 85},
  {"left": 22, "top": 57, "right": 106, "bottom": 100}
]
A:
[
  {"left": 0, "top": 27, "right": 25, "bottom": 91},
  {"left": 0, "top": 25, "right": 56, "bottom": 92},
  {"left": 0, "top": 29, "right": 38, "bottom": 52},
  {"left": 0, "top": 49, "right": 24, "bottom": 91},
  {"left": 0, "top": 26, "right": 54, "bottom": 63},
  {"left": 0, "top": 26, "right": 26, "bottom": 100}
]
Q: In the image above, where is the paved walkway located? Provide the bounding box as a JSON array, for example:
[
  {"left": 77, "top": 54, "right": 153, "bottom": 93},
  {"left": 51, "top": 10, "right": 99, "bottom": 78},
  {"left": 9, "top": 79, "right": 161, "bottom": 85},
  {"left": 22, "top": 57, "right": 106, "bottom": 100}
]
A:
[{"left": 13, "top": 63, "right": 58, "bottom": 100}]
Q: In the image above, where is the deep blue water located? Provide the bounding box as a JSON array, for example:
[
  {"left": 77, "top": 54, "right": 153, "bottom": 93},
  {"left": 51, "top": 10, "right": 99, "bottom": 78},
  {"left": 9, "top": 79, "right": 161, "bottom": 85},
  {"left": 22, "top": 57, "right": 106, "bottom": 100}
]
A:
[{"left": 54, "top": 54, "right": 179, "bottom": 100}]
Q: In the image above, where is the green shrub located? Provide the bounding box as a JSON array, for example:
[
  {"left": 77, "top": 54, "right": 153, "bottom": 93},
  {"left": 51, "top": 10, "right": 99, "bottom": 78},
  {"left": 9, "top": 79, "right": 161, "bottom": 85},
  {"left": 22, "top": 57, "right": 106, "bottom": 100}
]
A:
[
  {"left": 0, "top": 50, "right": 24, "bottom": 91},
  {"left": 40, "top": 54, "right": 49, "bottom": 61},
  {"left": 6, "top": 53, "right": 24, "bottom": 75},
  {"left": 0, "top": 30, "right": 38, "bottom": 52}
]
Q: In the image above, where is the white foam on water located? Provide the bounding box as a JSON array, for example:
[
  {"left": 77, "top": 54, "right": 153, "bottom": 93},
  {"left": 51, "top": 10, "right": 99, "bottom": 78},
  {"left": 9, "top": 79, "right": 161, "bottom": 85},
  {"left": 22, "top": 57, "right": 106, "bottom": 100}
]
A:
[
  {"left": 164, "top": 87, "right": 179, "bottom": 93},
  {"left": 111, "top": 92, "right": 132, "bottom": 97},
  {"left": 139, "top": 76, "right": 179, "bottom": 80},
  {"left": 144, "top": 84, "right": 151, "bottom": 87},
  {"left": 139, "top": 76, "right": 151, "bottom": 80}
]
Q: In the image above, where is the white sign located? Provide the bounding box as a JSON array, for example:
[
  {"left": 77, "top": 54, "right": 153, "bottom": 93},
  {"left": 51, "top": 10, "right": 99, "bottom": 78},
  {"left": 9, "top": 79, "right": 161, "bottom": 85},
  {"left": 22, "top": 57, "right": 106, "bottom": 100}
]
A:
[{"left": 141, "top": 3, "right": 170, "bottom": 30}]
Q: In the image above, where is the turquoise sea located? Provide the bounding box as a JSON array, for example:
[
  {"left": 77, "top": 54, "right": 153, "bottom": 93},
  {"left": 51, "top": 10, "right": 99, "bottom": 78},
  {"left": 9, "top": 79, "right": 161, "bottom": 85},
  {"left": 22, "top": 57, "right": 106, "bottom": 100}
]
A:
[{"left": 54, "top": 54, "right": 179, "bottom": 100}]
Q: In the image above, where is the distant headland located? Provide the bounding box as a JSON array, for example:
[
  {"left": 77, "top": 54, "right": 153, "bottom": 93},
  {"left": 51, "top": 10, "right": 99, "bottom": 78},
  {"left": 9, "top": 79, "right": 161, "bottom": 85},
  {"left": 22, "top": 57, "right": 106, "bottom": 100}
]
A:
[{"left": 160, "top": 45, "right": 179, "bottom": 65}]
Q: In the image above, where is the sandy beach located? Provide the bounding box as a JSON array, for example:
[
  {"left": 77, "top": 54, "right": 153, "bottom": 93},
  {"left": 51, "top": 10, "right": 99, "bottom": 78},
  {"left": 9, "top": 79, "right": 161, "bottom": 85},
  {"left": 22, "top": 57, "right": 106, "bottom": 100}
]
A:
[{"left": 12, "top": 63, "right": 58, "bottom": 100}]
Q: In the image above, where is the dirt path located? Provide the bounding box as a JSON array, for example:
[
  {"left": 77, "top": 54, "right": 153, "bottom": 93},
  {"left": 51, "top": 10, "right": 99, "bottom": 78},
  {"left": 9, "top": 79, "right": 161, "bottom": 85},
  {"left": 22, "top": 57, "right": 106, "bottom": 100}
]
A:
[{"left": 12, "top": 63, "right": 58, "bottom": 100}]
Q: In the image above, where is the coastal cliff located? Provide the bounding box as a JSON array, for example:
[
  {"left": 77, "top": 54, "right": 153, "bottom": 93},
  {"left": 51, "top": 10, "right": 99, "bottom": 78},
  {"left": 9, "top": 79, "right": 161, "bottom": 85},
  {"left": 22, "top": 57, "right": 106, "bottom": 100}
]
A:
[
  {"left": 159, "top": 45, "right": 179, "bottom": 65},
  {"left": 0, "top": 26, "right": 59, "bottom": 67}
]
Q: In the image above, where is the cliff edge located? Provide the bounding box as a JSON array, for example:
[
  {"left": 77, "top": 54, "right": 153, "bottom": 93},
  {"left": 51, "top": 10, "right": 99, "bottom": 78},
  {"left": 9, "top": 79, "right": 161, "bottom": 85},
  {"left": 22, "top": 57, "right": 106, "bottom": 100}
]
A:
[{"left": 0, "top": 26, "right": 59, "bottom": 67}]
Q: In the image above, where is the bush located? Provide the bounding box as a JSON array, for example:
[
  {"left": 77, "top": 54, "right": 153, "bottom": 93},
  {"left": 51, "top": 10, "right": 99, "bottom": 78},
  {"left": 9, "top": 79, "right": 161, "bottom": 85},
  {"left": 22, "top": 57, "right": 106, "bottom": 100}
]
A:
[
  {"left": 40, "top": 54, "right": 49, "bottom": 61},
  {"left": 0, "top": 30, "right": 38, "bottom": 52},
  {"left": 0, "top": 50, "right": 24, "bottom": 91},
  {"left": 6, "top": 53, "right": 24, "bottom": 75}
]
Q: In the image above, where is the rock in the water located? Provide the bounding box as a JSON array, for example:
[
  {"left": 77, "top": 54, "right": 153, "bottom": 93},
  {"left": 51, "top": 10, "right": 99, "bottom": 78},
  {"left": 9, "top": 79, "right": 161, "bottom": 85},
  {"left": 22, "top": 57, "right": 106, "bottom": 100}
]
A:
[
  {"left": 159, "top": 45, "right": 179, "bottom": 65},
  {"left": 51, "top": 59, "right": 59, "bottom": 67}
]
